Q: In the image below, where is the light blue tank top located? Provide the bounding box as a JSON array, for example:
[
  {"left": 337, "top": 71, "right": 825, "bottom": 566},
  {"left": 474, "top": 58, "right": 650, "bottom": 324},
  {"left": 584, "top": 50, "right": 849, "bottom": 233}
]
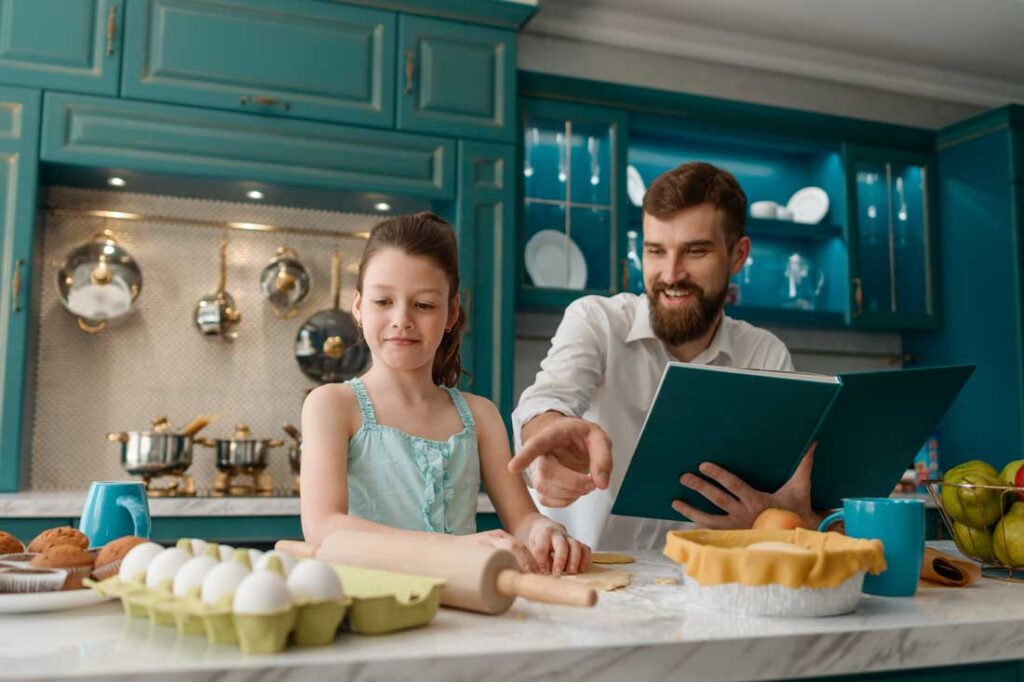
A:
[{"left": 346, "top": 377, "right": 479, "bottom": 535}]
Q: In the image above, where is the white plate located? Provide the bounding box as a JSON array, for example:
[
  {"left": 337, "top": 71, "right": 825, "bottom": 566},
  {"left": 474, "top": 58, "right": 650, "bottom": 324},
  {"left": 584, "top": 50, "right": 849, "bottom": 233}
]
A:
[
  {"left": 786, "top": 187, "right": 830, "bottom": 224},
  {"left": 0, "top": 589, "right": 113, "bottom": 614},
  {"left": 525, "top": 230, "right": 588, "bottom": 290},
  {"left": 626, "top": 165, "right": 646, "bottom": 207}
]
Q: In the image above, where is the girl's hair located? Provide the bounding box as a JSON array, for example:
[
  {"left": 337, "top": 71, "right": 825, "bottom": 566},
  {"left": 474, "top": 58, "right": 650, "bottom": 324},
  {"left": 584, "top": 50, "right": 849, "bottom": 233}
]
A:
[{"left": 357, "top": 211, "right": 467, "bottom": 388}]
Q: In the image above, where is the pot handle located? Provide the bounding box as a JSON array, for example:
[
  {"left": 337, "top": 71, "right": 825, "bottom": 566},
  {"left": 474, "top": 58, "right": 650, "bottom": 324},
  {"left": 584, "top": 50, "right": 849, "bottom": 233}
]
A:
[
  {"left": 282, "top": 423, "right": 301, "bottom": 442},
  {"left": 195, "top": 437, "right": 216, "bottom": 447},
  {"left": 268, "top": 439, "right": 284, "bottom": 448},
  {"left": 78, "top": 318, "right": 107, "bottom": 334},
  {"left": 116, "top": 494, "right": 151, "bottom": 539},
  {"left": 106, "top": 432, "right": 129, "bottom": 443}
]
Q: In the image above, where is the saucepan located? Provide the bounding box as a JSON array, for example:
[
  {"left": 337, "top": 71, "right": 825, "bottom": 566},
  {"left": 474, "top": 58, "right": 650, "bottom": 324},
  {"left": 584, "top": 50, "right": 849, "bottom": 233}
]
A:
[
  {"left": 199, "top": 424, "right": 284, "bottom": 471},
  {"left": 107, "top": 415, "right": 211, "bottom": 476}
]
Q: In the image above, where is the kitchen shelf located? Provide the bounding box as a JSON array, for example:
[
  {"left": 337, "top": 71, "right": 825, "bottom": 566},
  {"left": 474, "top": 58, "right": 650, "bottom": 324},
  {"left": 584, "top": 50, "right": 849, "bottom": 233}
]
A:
[
  {"left": 627, "top": 205, "right": 842, "bottom": 242},
  {"left": 725, "top": 305, "right": 846, "bottom": 328}
]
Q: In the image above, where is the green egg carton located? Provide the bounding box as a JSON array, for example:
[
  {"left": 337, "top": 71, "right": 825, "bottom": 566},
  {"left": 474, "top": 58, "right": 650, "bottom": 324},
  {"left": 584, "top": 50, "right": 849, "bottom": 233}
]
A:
[
  {"left": 84, "top": 576, "right": 148, "bottom": 618},
  {"left": 331, "top": 564, "right": 445, "bottom": 635}
]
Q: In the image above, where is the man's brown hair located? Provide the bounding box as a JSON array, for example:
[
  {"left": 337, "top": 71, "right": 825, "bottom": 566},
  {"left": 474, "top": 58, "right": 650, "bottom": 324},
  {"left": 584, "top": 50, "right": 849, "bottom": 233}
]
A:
[{"left": 642, "top": 162, "right": 747, "bottom": 248}]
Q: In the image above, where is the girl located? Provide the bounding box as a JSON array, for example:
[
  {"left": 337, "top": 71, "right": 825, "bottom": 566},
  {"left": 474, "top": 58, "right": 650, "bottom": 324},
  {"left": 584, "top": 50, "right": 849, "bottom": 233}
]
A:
[{"left": 300, "top": 212, "right": 591, "bottom": 575}]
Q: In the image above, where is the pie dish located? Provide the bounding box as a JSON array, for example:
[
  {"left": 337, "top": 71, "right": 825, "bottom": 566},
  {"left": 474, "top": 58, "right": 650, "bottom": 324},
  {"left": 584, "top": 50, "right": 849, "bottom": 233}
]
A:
[
  {"left": 786, "top": 187, "right": 830, "bottom": 224},
  {"left": 663, "top": 528, "right": 886, "bottom": 617}
]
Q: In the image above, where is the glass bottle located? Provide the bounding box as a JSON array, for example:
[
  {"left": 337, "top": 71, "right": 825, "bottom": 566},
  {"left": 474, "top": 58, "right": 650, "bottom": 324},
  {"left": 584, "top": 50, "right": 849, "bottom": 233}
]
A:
[{"left": 625, "top": 230, "right": 644, "bottom": 294}]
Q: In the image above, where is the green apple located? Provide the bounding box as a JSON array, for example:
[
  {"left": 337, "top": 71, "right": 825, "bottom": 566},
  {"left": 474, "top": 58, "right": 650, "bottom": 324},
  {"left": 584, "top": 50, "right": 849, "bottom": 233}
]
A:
[
  {"left": 952, "top": 522, "right": 995, "bottom": 563},
  {"left": 942, "top": 470, "right": 1004, "bottom": 528}
]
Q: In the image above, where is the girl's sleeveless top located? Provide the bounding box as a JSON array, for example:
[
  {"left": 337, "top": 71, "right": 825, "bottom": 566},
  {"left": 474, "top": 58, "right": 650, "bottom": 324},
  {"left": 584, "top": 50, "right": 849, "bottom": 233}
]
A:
[{"left": 345, "top": 377, "right": 479, "bottom": 535}]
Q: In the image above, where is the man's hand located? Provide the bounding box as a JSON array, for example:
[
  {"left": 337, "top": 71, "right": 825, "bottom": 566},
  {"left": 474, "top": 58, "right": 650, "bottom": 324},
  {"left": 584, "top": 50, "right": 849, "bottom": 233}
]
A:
[
  {"left": 507, "top": 414, "right": 613, "bottom": 508},
  {"left": 673, "top": 442, "right": 820, "bottom": 529}
]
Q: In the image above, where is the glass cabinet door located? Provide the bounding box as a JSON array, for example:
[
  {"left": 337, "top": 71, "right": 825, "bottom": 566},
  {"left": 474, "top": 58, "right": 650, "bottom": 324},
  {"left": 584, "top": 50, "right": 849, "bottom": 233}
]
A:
[
  {"left": 519, "top": 98, "right": 627, "bottom": 309},
  {"left": 846, "top": 145, "right": 938, "bottom": 329}
]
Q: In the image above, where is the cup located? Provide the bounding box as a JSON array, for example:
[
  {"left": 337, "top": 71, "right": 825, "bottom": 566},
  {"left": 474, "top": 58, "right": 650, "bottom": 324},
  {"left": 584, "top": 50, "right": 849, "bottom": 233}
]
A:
[
  {"left": 818, "top": 497, "right": 924, "bottom": 597},
  {"left": 78, "top": 481, "right": 151, "bottom": 547}
]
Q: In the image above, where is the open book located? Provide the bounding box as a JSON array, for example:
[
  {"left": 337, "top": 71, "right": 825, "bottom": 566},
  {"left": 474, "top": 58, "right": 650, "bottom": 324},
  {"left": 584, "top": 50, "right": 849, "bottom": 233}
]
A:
[{"left": 610, "top": 363, "right": 975, "bottom": 521}]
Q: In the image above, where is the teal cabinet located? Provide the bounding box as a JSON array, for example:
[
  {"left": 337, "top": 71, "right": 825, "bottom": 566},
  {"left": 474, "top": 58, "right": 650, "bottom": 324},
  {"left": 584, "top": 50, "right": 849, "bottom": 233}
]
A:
[
  {"left": 904, "top": 107, "right": 1023, "bottom": 469},
  {"left": 844, "top": 144, "right": 940, "bottom": 330},
  {"left": 518, "top": 98, "right": 628, "bottom": 311},
  {"left": 397, "top": 15, "right": 515, "bottom": 143},
  {"left": 0, "top": 0, "right": 123, "bottom": 95},
  {"left": 456, "top": 141, "right": 515, "bottom": 417},
  {"left": 121, "top": 0, "right": 396, "bottom": 128},
  {"left": 0, "top": 86, "right": 39, "bottom": 492},
  {"left": 41, "top": 92, "right": 455, "bottom": 200}
]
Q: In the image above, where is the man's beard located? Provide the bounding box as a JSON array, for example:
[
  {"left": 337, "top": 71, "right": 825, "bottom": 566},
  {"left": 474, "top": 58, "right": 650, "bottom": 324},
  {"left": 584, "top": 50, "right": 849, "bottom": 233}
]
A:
[{"left": 647, "top": 277, "right": 729, "bottom": 346}]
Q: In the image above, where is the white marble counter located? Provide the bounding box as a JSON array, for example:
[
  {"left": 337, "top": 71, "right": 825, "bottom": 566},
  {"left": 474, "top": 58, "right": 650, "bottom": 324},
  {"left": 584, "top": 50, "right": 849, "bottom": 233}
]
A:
[
  {"left": 0, "top": 492, "right": 496, "bottom": 518},
  {"left": 0, "top": 544, "right": 1021, "bottom": 682}
]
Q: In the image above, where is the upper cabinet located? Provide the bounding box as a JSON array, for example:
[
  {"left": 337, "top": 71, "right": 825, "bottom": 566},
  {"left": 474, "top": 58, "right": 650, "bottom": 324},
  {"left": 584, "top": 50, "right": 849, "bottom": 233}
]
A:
[
  {"left": 397, "top": 15, "right": 515, "bottom": 143},
  {"left": 0, "top": 0, "right": 123, "bottom": 95},
  {"left": 518, "top": 98, "right": 628, "bottom": 310},
  {"left": 121, "top": 0, "right": 396, "bottom": 128},
  {"left": 844, "top": 144, "right": 939, "bottom": 330}
]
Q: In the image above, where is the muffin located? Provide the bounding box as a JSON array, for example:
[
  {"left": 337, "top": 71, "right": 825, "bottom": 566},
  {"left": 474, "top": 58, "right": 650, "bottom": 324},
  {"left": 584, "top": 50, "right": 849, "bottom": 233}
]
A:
[
  {"left": 92, "top": 536, "right": 148, "bottom": 581},
  {"left": 31, "top": 545, "right": 95, "bottom": 590},
  {"left": 0, "top": 531, "right": 25, "bottom": 555},
  {"left": 0, "top": 567, "right": 68, "bottom": 594},
  {"left": 27, "top": 527, "right": 89, "bottom": 553}
]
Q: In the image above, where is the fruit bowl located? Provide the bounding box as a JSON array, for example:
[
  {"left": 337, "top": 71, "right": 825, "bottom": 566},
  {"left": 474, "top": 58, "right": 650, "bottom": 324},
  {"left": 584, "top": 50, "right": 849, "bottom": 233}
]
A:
[{"left": 925, "top": 479, "right": 1024, "bottom": 579}]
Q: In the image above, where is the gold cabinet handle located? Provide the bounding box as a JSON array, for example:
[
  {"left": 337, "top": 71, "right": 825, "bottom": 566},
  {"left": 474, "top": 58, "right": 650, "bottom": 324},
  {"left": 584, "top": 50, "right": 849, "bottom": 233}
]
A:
[
  {"left": 11, "top": 258, "right": 23, "bottom": 313},
  {"left": 404, "top": 48, "right": 415, "bottom": 95},
  {"left": 852, "top": 277, "right": 863, "bottom": 319},
  {"left": 106, "top": 3, "right": 117, "bottom": 56},
  {"left": 240, "top": 95, "right": 291, "bottom": 111}
]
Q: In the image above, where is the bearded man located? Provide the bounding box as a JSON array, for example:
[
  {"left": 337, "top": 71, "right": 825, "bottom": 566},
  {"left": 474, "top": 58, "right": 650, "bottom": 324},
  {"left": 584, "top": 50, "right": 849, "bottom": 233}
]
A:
[{"left": 508, "top": 162, "right": 819, "bottom": 550}]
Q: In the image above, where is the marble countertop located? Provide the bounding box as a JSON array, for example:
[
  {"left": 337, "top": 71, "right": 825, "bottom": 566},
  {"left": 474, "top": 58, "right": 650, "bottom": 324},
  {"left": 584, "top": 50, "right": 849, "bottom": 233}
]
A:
[
  {"left": 0, "top": 544, "right": 1019, "bottom": 681},
  {"left": 0, "top": 491, "right": 496, "bottom": 517}
]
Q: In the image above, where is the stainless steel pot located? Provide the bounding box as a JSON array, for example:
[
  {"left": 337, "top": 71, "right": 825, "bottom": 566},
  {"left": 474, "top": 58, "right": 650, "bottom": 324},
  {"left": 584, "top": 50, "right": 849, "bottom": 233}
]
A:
[
  {"left": 283, "top": 423, "right": 301, "bottom": 475},
  {"left": 58, "top": 230, "right": 143, "bottom": 333},
  {"left": 260, "top": 247, "right": 311, "bottom": 319},
  {"left": 107, "top": 416, "right": 210, "bottom": 476},
  {"left": 195, "top": 238, "right": 241, "bottom": 339},
  {"left": 200, "top": 424, "right": 283, "bottom": 471}
]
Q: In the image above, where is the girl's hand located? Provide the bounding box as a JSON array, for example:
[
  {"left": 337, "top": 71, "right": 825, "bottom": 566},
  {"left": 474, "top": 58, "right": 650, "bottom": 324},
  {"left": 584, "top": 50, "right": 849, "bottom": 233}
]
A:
[
  {"left": 522, "top": 515, "right": 591, "bottom": 576},
  {"left": 451, "top": 529, "right": 540, "bottom": 573}
]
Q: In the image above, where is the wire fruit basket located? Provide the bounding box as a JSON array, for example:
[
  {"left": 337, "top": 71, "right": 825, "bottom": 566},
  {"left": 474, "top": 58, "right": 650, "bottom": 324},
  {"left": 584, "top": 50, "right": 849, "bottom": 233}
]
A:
[{"left": 925, "top": 479, "right": 1024, "bottom": 582}]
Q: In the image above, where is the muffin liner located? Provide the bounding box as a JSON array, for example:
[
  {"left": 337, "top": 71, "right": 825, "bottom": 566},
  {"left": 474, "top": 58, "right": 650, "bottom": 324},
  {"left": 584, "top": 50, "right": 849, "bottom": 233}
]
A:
[
  {"left": 293, "top": 598, "right": 350, "bottom": 646},
  {"left": 60, "top": 564, "right": 94, "bottom": 591},
  {"left": 0, "top": 567, "right": 68, "bottom": 593},
  {"left": 233, "top": 607, "right": 297, "bottom": 654},
  {"left": 91, "top": 560, "right": 123, "bottom": 582},
  {"left": 0, "top": 552, "right": 37, "bottom": 566}
]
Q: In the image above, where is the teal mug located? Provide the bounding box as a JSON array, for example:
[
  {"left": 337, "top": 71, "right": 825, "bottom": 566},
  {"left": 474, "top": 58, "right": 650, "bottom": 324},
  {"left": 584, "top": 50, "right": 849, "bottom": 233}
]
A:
[
  {"left": 818, "top": 497, "right": 925, "bottom": 597},
  {"left": 78, "top": 481, "right": 151, "bottom": 547}
]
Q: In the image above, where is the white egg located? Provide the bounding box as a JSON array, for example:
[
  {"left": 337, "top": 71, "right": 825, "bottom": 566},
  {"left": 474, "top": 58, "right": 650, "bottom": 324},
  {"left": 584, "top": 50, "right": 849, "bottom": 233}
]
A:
[
  {"left": 286, "top": 559, "right": 343, "bottom": 601},
  {"left": 233, "top": 570, "right": 292, "bottom": 615},
  {"left": 247, "top": 549, "right": 264, "bottom": 566},
  {"left": 254, "top": 550, "right": 297, "bottom": 575},
  {"left": 217, "top": 544, "right": 235, "bottom": 562},
  {"left": 118, "top": 542, "right": 163, "bottom": 583},
  {"left": 172, "top": 555, "right": 219, "bottom": 598},
  {"left": 189, "top": 538, "right": 208, "bottom": 557},
  {"left": 201, "top": 560, "right": 250, "bottom": 606},
  {"left": 145, "top": 547, "right": 192, "bottom": 588}
]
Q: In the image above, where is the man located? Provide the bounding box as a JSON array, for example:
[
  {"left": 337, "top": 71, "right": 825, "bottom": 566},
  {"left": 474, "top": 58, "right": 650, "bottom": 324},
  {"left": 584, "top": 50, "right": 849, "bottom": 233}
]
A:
[{"left": 508, "top": 162, "right": 818, "bottom": 550}]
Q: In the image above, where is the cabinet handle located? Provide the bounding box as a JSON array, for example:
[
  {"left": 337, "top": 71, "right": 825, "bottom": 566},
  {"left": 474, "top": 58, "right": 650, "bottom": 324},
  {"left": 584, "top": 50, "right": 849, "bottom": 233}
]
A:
[
  {"left": 852, "top": 277, "right": 863, "bottom": 319},
  {"left": 11, "top": 258, "right": 23, "bottom": 313},
  {"left": 240, "top": 96, "right": 291, "bottom": 111},
  {"left": 404, "top": 48, "right": 415, "bottom": 95},
  {"left": 106, "top": 4, "right": 117, "bottom": 56}
]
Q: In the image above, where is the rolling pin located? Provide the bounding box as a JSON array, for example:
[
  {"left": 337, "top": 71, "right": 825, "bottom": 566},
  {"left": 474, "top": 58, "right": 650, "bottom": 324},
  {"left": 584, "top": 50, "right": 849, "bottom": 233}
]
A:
[{"left": 276, "top": 529, "right": 597, "bottom": 614}]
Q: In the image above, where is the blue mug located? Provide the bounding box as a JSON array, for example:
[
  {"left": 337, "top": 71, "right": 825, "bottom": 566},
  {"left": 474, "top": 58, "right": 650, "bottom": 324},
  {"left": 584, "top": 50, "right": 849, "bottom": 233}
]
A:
[
  {"left": 818, "top": 497, "right": 925, "bottom": 597},
  {"left": 78, "top": 481, "right": 151, "bottom": 547}
]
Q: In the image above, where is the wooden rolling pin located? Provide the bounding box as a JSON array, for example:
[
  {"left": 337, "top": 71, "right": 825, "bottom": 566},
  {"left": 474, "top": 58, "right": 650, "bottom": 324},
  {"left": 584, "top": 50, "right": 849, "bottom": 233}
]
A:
[{"left": 276, "top": 529, "right": 597, "bottom": 614}]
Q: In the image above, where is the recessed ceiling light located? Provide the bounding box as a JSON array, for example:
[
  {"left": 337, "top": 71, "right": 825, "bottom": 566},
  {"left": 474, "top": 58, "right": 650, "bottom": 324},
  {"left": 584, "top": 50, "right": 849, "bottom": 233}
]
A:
[
  {"left": 246, "top": 190, "right": 264, "bottom": 200},
  {"left": 374, "top": 202, "right": 391, "bottom": 212},
  {"left": 108, "top": 177, "right": 126, "bottom": 187}
]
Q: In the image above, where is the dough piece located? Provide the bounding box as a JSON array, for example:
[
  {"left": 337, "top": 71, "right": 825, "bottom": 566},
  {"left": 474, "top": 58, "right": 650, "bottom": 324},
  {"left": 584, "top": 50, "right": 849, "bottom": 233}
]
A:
[
  {"left": 654, "top": 577, "right": 679, "bottom": 586},
  {"left": 591, "top": 552, "right": 635, "bottom": 565},
  {"left": 745, "top": 541, "right": 814, "bottom": 555},
  {"left": 562, "top": 566, "right": 633, "bottom": 591}
]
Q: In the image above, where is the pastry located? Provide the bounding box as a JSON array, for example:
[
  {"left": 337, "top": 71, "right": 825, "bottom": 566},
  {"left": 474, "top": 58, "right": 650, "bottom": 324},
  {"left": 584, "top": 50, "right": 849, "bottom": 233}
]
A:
[
  {"left": 92, "top": 536, "right": 148, "bottom": 580},
  {"left": 0, "top": 567, "right": 68, "bottom": 594},
  {"left": 562, "top": 566, "right": 633, "bottom": 591},
  {"left": 591, "top": 552, "right": 635, "bottom": 565},
  {"left": 31, "top": 544, "right": 95, "bottom": 590},
  {"left": 0, "top": 531, "right": 25, "bottom": 555},
  {"left": 27, "top": 527, "right": 89, "bottom": 553}
]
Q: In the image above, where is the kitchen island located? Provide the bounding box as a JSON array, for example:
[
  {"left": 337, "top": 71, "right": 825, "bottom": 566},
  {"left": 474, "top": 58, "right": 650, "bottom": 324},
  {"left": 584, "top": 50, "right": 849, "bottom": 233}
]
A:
[{"left": 1, "top": 545, "right": 1021, "bottom": 682}]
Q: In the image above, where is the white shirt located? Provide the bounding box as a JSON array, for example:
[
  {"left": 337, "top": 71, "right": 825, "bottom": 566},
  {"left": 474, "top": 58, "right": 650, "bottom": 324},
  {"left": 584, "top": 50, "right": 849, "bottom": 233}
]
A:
[{"left": 512, "top": 293, "right": 794, "bottom": 550}]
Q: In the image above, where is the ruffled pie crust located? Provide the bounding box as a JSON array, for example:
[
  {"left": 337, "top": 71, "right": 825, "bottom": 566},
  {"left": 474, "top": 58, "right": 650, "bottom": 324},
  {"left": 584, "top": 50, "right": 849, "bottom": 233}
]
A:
[{"left": 663, "top": 528, "right": 887, "bottom": 589}]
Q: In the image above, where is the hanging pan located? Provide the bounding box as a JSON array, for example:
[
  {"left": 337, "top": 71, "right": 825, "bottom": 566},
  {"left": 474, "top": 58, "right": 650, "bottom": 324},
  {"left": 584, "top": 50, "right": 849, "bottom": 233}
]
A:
[
  {"left": 294, "top": 251, "right": 369, "bottom": 383},
  {"left": 57, "top": 230, "right": 142, "bottom": 333},
  {"left": 195, "top": 237, "right": 241, "bottom": 340},
  {"left": 260, "top": 246, "right": 311, "bottom": 319}
]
